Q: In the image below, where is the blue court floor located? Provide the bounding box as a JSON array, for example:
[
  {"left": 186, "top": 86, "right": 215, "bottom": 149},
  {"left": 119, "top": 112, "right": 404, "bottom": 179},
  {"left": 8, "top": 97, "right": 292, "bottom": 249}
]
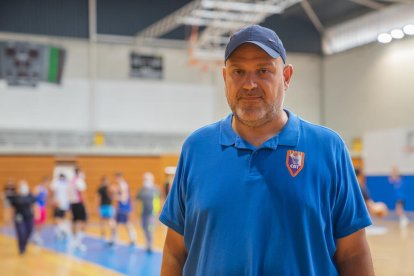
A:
[{"left": 0, "top": 225, "right": 162, "bottom": 275}]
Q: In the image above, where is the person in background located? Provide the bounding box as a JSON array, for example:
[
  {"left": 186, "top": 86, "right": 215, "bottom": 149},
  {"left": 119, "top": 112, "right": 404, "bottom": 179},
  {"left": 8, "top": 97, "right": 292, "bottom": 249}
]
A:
[
  {"left": 355, "top": 168, "right": 388, "bottom": 218},
  {"left": 7, "top": 180, "right": 36, "bottom": 255},
  {"left": 163, "top": 167, "right": 176, "bottom": 199},
  {"left": 109, "top": 172, "right": 136, "bottom": 247},
  {"left": 136, "top": 172, "right": 161, "bottom": 254},
  {"left": 68, "top": 168, "right": 88, "bottom": 251},
  {"left": 97, "top": 175, "right": 115, "bottom": 242},
  {"left": 50, "top": 173, "right": 71, "bottom": 239},
  {"left": 32, "top": 176, "right": 50, "bottom": 244},
  {"left": 2, "top": 178, "right": 16, "bottom": 227},
  {"left": 389, "top": 166, "right": 409, "bottom": 228},
  {"left": 164, "top": 176, "right": 172, "bottom": 200}
]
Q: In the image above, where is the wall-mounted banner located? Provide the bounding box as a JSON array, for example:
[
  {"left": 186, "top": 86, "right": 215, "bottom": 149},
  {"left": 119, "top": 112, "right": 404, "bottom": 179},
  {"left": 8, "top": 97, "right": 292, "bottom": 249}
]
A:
[
  {"left": 130, "top": 53, "right": 163, "bottom": 80},
  {"left": 0, "top": 41, "right": 66, "bottom": 87}
]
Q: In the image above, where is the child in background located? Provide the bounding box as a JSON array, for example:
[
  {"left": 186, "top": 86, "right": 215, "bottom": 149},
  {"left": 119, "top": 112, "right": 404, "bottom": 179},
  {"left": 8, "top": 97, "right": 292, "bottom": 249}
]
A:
[
  {"left": 2, "top": 178, "right": 16, "bottom": 227},
  {"left": 389, "top": 166, "right": 409, "bottom": 228},
  {"left": 7, "top": 180, "right": 36, "bottom": 255},
  {"left": 109, "top": 173, "right": 136, "bottom": 246},
  {"left": 97, "top": 176, "right": 115, "bottom": 242},
  {"left": 68, "top": 168, "right": 88, "bottom": 251},
  {"left": 136, "top": 172, "right": 161, "bottom": 254},
  {"left": 32, "top": 176, "right": 49, "bottom": 244},
  {"left": 355, "top": 168, "right": 388, "bottom": 218},
  {"left": 50, "top": 173, "right": 71, "bottom": 239}
]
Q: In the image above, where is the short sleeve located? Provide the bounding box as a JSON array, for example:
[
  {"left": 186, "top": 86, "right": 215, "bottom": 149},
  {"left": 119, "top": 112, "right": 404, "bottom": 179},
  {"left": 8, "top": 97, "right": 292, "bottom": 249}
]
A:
[
  {"left": 332, "top": 141, "right": 372, "bottom": 239},
  {"left": 159, "top": 152, "right": 186, "bottom": 236},
  {"left": 77, "top": 179, "right": 86, "bottom": 192}
]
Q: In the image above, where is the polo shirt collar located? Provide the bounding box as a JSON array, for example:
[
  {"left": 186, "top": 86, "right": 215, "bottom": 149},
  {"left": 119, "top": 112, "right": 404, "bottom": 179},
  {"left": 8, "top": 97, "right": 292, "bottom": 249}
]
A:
[{"left": 219, "top": 109, "right": 300, "bottom": 149}]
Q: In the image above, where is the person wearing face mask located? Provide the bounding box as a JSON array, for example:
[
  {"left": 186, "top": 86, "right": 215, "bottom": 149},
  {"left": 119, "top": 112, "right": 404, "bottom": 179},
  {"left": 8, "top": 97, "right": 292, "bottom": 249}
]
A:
[
  {"left": 7, "top": 180, "right": 36, "bottom": 255},
  {"left": 136, "top": 172, "right": 161, "bottom": 254}
]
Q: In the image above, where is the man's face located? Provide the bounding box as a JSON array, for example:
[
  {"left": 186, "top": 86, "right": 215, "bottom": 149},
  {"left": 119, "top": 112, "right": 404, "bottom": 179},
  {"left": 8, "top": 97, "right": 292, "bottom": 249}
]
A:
[{"left": 223, "top": 43, "right": 292, "bottom": 128}]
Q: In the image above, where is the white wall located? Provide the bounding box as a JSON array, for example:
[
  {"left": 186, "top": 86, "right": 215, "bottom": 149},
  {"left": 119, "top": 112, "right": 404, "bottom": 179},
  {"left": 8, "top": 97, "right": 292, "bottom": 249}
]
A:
[
  {"left": 95, "top": 80, "right": 214, "bottom": 133},
  {"left": 284, "top": 54, "right": 321, "bottom": 124},
  {"left": 364, "top": 128, "right": 414, "bottom": 175},
  {"left": 0, "top": 79, "right": 90, "bottom": 130},
  {"left": 323, "top": 36, "right": 414, "bottom": 145},
  {"left": 0, "top": 77, "right": 215, "bottom": 133}
]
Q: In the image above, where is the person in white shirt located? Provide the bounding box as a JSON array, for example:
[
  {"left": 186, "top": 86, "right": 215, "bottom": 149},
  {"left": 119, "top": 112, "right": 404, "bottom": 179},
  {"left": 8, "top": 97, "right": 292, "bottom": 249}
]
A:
[
  {"left": 68, "top": 168, "right": 88, "bottom": 251},
  {"left": 50, "top": 173, "right": 71, "bottom": 239}
]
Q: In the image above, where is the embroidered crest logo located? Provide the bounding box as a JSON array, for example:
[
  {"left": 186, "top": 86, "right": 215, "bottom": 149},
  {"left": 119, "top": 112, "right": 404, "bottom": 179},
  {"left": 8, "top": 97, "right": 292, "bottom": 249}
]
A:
[{"left": 286, "top": 150, "right": 305, "bottom": 177}]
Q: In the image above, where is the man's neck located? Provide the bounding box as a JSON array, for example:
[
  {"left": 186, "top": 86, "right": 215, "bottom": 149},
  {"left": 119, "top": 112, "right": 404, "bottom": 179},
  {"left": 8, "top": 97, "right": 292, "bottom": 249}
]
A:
[{"left": 232, "top": 110, "right": 288, "bottom": 148}]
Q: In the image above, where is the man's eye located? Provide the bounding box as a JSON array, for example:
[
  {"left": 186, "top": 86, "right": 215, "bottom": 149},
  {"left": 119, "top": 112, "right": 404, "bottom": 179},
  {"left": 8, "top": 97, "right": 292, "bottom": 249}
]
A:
[
  {"left": 259, "top": 69, "right": 269, "bottom": 74},
  {"left": 233, "top": 70, "right": 244, "bottom": 75}
]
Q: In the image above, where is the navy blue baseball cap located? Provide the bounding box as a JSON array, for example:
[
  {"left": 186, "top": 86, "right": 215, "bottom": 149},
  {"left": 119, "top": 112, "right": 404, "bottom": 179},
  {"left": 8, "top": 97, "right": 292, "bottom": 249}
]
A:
[{"left": 225, "top": 25, "right": 286, "bottom": 64}]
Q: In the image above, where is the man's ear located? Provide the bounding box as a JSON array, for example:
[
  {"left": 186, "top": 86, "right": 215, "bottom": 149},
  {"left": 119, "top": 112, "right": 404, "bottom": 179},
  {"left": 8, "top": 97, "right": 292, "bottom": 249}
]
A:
[
  {"left": 283, "top": 64, "right": 293, "bottom": 90},
  {"left": 222, "top": 66, "right": 227, "bottom": 82}
]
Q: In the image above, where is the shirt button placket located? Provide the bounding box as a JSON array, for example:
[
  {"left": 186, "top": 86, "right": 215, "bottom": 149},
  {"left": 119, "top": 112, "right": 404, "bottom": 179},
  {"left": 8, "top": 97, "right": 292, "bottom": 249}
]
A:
[{"left": 249, "top": 150, "right": 259, "bottom": 175}]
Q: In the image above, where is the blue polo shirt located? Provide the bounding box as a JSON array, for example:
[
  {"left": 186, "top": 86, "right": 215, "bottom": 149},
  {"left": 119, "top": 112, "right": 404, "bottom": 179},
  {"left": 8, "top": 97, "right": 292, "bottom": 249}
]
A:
[{"left": 160, "top": 110, "right": 371, "bottom": 276}]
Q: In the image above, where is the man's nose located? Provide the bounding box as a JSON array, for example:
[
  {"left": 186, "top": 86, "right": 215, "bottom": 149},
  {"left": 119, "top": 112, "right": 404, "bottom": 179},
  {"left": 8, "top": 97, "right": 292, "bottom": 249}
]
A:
[{"left": 242, "top": 72, "right": 258, "bottom": 90}]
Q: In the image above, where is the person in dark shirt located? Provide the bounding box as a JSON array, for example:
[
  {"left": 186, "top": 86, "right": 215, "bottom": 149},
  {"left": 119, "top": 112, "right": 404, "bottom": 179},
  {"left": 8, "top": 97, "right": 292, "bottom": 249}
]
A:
[
  {"left": 96, "top": 176, "right": 115, "bottom": 241},
  {"left": 355, "top": 168, "right": 388, "bottom": 218},
  {"left": 163, "top": 167, "right": 176, "bottom": 199},
  {"left": 7, "top": 180, "right": 36, "bottom": 255}
]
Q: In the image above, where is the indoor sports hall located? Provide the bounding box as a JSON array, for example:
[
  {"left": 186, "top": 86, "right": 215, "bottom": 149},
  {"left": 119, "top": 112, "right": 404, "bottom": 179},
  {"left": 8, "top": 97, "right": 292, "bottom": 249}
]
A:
[{"left": 1, "top": 1, "right": 414, "bottom": 275}]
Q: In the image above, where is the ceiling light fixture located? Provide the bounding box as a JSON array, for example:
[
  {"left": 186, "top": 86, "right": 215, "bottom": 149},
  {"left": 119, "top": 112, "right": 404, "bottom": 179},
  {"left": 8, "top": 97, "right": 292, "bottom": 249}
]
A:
[
  {"left": 390, "top": 29, "right": 405, "bottom": 39},
  {"left": 377, "top": 33, "right": 392, "bottom": 44},
  {"left": 403, "top": 24, "right": 414, "bottom": 35},
  {"left": 323, "top": 4, "right": 414, "bottom": 54}
]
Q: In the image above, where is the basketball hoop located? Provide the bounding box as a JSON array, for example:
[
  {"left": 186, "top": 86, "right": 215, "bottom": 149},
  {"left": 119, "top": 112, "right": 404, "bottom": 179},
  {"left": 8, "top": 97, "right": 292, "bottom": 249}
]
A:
[{"left": 187, "top": 26, "right": 222, "bottom": 73}]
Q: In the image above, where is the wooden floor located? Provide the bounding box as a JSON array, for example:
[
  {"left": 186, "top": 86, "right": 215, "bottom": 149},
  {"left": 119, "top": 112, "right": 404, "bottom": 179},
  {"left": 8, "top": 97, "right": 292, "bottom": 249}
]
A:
[
  {"left": 1, "top": 216, "right": 414, "bottom": 275},
  {"left": 367, "top": 218, "right": 414, "bottom": 276},
  {"left": 0, "top": 234, "right": 122, "bottom": 276},
  {"left": 0, "top": 218, "right": 166, "bottom": 276}
]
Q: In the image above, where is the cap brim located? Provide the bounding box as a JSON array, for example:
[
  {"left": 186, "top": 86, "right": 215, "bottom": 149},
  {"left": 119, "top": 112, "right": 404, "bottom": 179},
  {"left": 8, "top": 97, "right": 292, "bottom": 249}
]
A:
[
  {"left": 226, "top": 41, "right": 281, "bottom": 61},
  {"left": 247, "top": 41, "right": 281, "bottom": 59}
]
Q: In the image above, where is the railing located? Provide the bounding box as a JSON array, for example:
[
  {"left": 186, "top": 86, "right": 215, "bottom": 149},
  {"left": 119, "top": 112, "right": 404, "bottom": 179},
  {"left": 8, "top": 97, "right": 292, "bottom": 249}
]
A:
[{"left": 0, "top": 129, "right": 187, "bottom": 155}]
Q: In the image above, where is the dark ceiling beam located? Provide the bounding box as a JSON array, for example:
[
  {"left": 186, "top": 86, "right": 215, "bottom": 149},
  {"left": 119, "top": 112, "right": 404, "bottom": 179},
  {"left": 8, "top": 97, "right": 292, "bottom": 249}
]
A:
[
  {"left": 88, "top": 0, "right": 97, "bottom": 42},
  {"left": 349, "top": 0, "right": 386, "bottom": 10},
  {"left": 376, "top": 0, "right": 412, "bottom": 2},
  {"left": 300, "top": 0, "right": 325, "bottom": 33}
]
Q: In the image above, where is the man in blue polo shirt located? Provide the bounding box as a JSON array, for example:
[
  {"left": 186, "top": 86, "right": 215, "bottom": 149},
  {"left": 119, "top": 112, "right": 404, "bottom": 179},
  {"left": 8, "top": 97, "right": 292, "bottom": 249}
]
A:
[{"left": 160, "top": 25, "right": 374, "bottom": 275}]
